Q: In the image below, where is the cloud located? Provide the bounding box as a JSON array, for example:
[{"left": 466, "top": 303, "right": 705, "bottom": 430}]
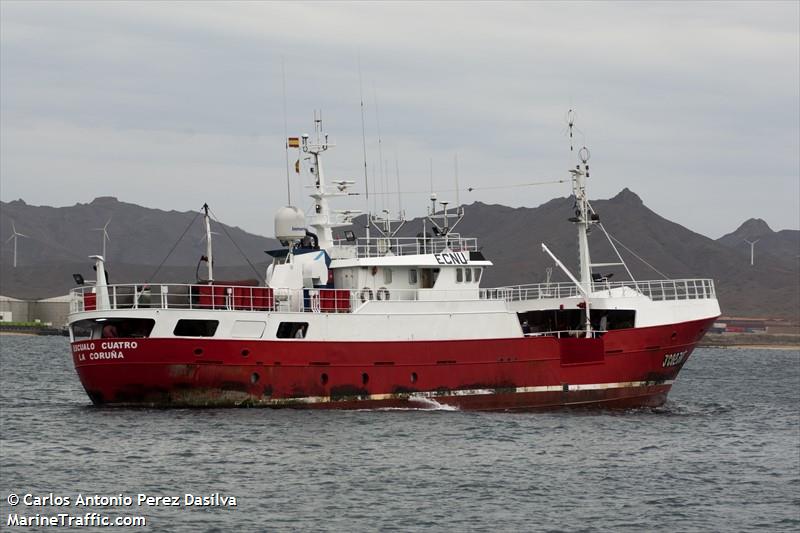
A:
[{"left": 1, "top": 1, "right": 798, "bottom": 239}]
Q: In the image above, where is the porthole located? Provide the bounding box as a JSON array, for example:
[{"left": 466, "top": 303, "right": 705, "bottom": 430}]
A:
[
  {"left": 193, "top": 348, "right": 204, "bottom": 356},
  {"left": 410, "top": 372, "right": 418, "bottom": 384},
  {"left": 321, "top": 373, "right": 329, "bottom": 385},
  {"left": 362, "top": 372, "right": 369, "bottom": 385},
  {"left": 241, "top": 349, "right": 250, "bottom": 357}
]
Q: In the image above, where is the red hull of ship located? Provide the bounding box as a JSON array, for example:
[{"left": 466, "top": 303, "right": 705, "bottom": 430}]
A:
[{"left": 70, "top": 318, "right": 715, "bottom": 410}]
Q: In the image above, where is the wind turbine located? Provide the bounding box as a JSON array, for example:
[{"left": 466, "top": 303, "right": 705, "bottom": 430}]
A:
[
  {"left": 6, "top": 221, "right": 29, "bottom": 268},
  {"left": 744, "top": 239, "right": 759, "bottom": 266},
  {"left": 92, "top": 218, "right": 112, "bottom": 259}
]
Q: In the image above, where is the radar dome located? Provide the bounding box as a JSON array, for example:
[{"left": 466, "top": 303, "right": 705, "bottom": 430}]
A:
[{"left": 274, "top": 206, "right": 306, "bottom": 242}]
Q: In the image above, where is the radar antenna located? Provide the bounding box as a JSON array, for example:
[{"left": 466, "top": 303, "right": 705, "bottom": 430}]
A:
[
  {"left": 357, "top": 53, "right": 370, "bottom": 240},
  {"left": 281, "top": 56, "right": 291, "bottom": 204},
  {"left": 566, "top": 108, "right": 577, "bottom": 152},
  {"left": 299, "top": 112, "right": 351, "bottom": 250}
]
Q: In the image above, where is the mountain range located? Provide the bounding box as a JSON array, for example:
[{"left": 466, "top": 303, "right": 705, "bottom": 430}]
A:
[
  {"left": 1, "top": 191, "right": 798, "bottom": 319},
  {"left": 717, "top": 218, "right": 800, "bottom": 263}
]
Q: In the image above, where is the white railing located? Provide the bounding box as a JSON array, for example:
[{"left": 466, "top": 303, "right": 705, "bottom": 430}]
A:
[
  {"left": 69, "top": 284, "right": 490, "bottom": 314},
  {"left": 485, "top": 278, "right": 716, "bottom": 302},
  {"left": 71, "top": 284, "right": 279, "bottom": 314},
  {"left": 69, "top": 278, "right": 716, "bottom": 315},
  {"left": 331, "top": 233, "right": 478, "bottom": 258}
]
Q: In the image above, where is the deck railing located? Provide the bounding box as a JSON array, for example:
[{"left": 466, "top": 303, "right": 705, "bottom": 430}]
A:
[
  {"left": 69, "top": 278, "right": 716, "bottom": 314},
  {"left": 485, "top": 278, "right": 716, "bottom": 302},
  {"left": 331, "top": 233, "right": 478, "bottom": 258},
  {"left": 69, "top": 284, "right": 489, "bottom": 314}
]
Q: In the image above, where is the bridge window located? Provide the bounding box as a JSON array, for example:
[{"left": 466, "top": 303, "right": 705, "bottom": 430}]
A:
[
  {"left": 465, "top": 268, "right": 472, "bottom": 282},
  {"left": 408, "top": 269, "right": 418, "bottom": 284},
  {"left": 456, "top": 268, "right": 463, "bottom": 282},
  {"left": 174, "top": 319, "right": 218, "bottom": 337},
  {"left": 474, "top": 268, "right": 482, "bottom": 283},
  {"left": 384, "top": 268, "right": 393, "bottom": 284}
]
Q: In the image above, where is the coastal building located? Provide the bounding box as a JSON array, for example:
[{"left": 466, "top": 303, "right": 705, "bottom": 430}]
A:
[{"left": 0, "top": 294, "right": 72, "bottom": 326}]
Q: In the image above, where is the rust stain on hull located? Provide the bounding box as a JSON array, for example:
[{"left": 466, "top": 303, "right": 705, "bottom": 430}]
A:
[{"left": 86, "top": 384, "right": 672, "bottom": 411}]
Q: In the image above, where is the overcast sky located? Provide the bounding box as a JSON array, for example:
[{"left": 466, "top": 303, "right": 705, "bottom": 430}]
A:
[{"left": 1, "top": 1, "right": 798, "bottom": 239}]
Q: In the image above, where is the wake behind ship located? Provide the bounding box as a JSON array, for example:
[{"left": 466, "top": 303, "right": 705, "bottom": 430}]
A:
[{"left": 67, "top": 115, "right": 720, "bottom": 409}]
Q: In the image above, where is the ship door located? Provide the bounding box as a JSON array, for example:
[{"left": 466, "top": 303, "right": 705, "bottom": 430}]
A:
[{"left": 420, "top": 268, "right": 439, "bottom": 289}]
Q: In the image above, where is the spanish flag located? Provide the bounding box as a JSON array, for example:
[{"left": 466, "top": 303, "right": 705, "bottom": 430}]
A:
[{"left": 288, "top": 137, "right": 300, "bottom": 148}]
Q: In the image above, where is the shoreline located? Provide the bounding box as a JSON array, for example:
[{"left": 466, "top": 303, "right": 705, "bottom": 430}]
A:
[
  {"left": 700, "top": 343, "right": 800, "bottom": 351},
  {"left": 0, "top": 326, "right": 68, "bottom": 337}
]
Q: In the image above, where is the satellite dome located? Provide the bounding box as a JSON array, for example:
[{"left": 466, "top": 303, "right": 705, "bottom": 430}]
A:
[{"left": 274, "top": 206, "right": 306, "bottom": 242}]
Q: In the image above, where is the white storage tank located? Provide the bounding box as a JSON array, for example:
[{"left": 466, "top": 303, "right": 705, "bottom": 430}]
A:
[{"left": 274, "top": 206, "right": 306, "bottom": 242}]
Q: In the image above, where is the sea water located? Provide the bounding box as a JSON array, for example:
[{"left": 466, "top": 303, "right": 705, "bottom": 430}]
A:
[{"left": 1, "top": 336, "right": 798, "bottom": 531}]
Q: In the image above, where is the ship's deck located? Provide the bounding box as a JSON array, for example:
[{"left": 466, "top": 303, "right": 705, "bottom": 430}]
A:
[{"left": 68, "top": 278, "right": 716, "bottom": 314}]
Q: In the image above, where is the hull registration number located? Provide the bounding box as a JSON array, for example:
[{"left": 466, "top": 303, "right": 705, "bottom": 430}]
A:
[{"left": 662, "top": 350, "right": 689, "bottom": 368}]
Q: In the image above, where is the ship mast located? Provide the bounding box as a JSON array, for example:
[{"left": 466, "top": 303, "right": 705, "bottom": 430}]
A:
[
  {"left": 203, "top": 203, "right": 214, "bottom": 282},
  {"left": 568, "top": 147, "right": 598, "bottom": 334},
  {"left": 570, "top": 146, "right": 594, "bottom": 294},
  {"left": 303, "top": 112, "right": 332, "bottom": 248},
  {"left": 302, "top": 112, "right": 337, "bottom": 250}
]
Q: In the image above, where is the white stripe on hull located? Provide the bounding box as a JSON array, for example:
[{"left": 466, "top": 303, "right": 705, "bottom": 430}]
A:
[{"left": 263, "top": 379, "right": 676, "bottom": 406}]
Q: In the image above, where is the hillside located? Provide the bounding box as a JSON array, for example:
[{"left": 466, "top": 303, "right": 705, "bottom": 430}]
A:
[
  {"left": 1, "top": 197, "right": 278, "bottom": 299},
  {"left": 1, "top": 192, "right": 798, "bottom": 319},
  {"left": 717, "top": 218, "right": 799, "bottom": 263},
  {"left": 0, "top": 197, "right": 278, "bottom": 267},
  {"left": 343, "top": 189, "right": 799, "bottom": 319}
]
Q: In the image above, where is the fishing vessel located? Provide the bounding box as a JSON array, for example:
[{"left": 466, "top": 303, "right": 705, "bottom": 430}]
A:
[{"left": 67, "top": 116, "right": 720, "bottom": 409}]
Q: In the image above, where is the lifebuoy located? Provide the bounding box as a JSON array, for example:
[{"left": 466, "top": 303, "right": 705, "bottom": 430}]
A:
[
  {"left": 359, "top": 288, "right": 374, "bottom": 303},
  {"left": 376, "top": 287, "right": 390, "bottom": 301}
]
